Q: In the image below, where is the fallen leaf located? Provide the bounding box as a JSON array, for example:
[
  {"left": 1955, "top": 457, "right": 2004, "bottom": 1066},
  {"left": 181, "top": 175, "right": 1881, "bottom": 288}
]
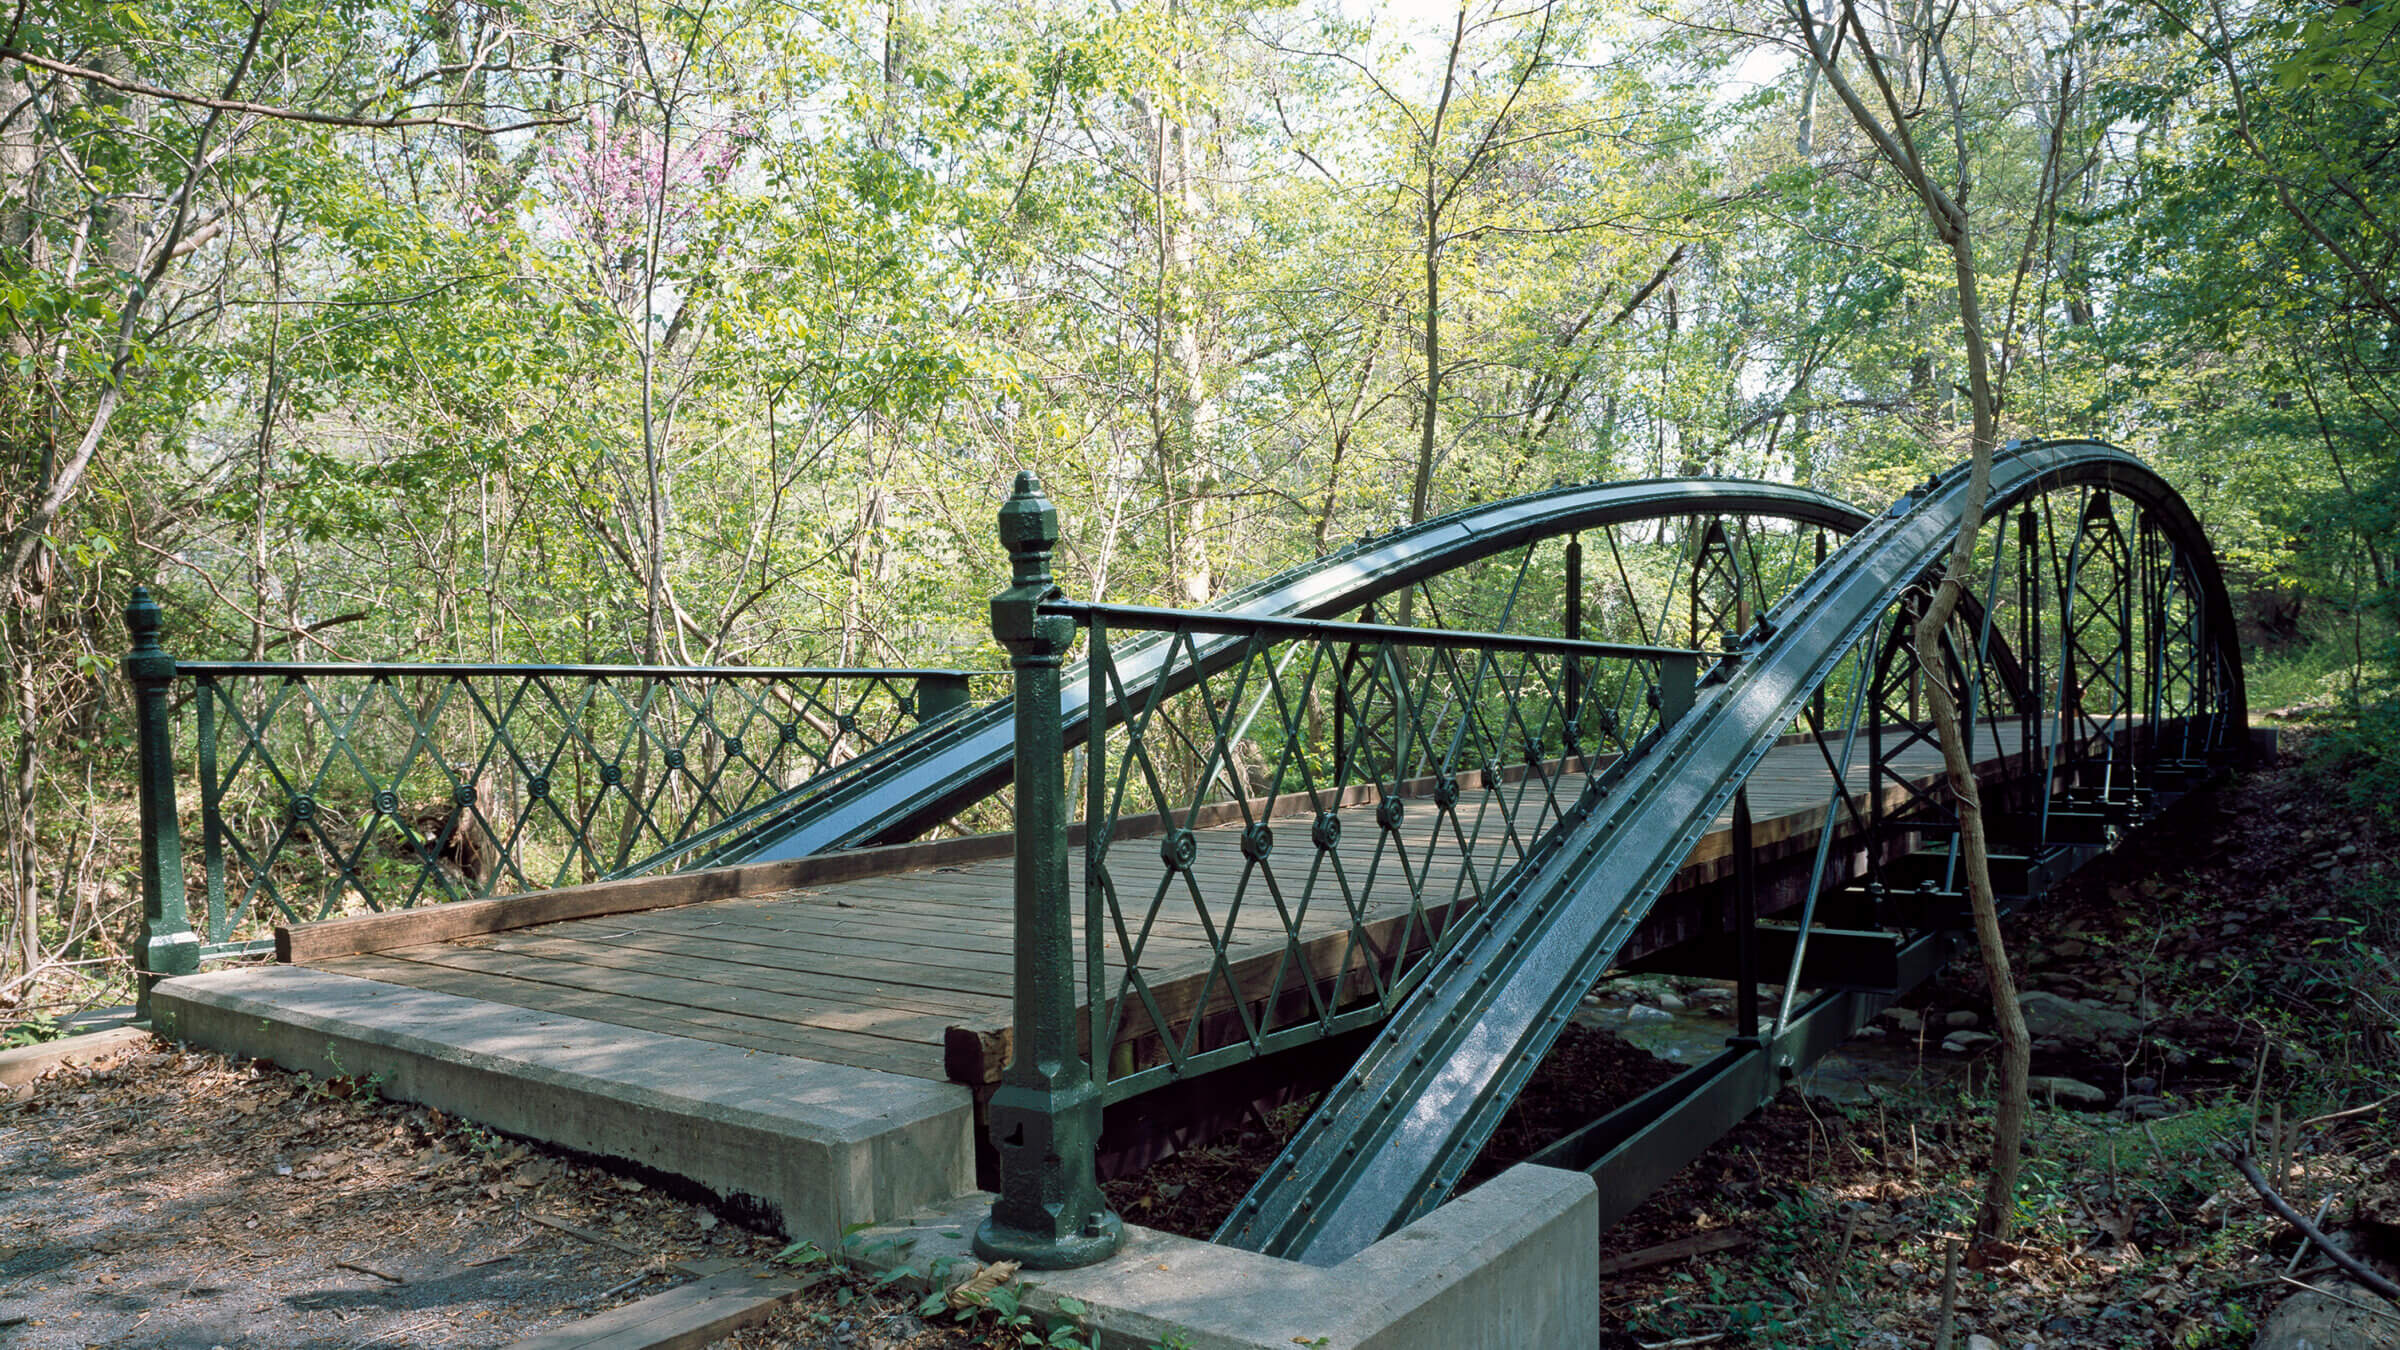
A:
[{"left": 946, "top": 1259, "right": 1021, "bottom": 1310}]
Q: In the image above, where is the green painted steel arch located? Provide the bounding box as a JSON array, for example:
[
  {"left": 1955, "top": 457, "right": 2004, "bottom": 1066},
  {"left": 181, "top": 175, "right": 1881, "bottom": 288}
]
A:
[
  {"left": 1216, "top": 439, "right": 2244, "bottom": 1264},
  {"left": 674, "top": 477, "right": 1870, "bottom": 870}
]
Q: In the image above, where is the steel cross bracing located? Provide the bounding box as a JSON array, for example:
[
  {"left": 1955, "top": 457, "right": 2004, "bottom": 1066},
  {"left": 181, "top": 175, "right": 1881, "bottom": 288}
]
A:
[
  {"left": 689, "top": 479, "right": 1870, "bottom": 870},
  {"left": 1215, "top": 440, "right": 2245, "bottom": 1265}
]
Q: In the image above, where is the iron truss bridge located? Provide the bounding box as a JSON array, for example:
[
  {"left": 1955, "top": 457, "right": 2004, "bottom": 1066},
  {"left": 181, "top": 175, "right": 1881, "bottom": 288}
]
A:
[{"left": 134, "top": 438, "right": 2245, "bottom": 1270}]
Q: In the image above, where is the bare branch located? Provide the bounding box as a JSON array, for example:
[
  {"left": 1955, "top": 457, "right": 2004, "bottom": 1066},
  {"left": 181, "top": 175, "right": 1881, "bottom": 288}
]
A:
[
  {"left": 2227, "top": 1146, "right": 2400, "bottom": 1304},
  {"left": 0, "top": 45, "right": 574, "bottom": 134}
]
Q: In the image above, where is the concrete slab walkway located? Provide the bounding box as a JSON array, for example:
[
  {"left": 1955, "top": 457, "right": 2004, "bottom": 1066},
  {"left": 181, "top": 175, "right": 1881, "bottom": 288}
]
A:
[{"left": 151, "top": 966, "right": 974, "bottom": 1249}]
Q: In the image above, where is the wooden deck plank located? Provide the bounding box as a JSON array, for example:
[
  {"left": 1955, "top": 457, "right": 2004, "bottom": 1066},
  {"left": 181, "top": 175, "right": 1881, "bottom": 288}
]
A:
[
  {"left": 559, "top": 923, "right": 1022, "bottom": 1000},
  {"left": 628, "top": 899, "right": 1217, "bottom": 963},
  {"left": 365, "top": 942, "right": 961, "bottom": 1056},
  {"left": 788, "top": 874, "right": 1433, "bottom": 938},
  {"left": 472, "top": 931, "right": 1001, "bottom": 1016},
  {"left": 548, "top": 908, "right": 1046, "bottom": 976},
  {"left": 323, "top": 952, "right": 949, "bottom": 1076}
]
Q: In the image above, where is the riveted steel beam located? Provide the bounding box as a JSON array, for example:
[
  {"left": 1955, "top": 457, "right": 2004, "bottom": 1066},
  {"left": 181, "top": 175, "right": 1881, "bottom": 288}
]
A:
[
  {"left": 1527, "top": 930, "right": 1960, "bottom": 1232},
  {"left": 1216, "top": 440, "right": 2245, "bottom": 1265}
]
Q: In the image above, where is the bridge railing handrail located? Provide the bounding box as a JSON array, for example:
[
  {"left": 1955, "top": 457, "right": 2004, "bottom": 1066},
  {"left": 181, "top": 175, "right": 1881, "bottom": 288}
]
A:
[
  {"left": 174, "top": 660, "right": 981, "bottom": 680},
  {"left": 1037, "top": 598, "right": 1724, "bottom": 662},
  {"left": 1055, "top": 604, "right": 1706, "bottom": 1090},
  {"left": 124, "top": 589, "right": 988, "bottom": 984}
]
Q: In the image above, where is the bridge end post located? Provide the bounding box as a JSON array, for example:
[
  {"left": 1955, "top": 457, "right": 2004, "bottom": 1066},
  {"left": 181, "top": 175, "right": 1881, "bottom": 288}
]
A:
[
  {"left": 1659, "top": 652, "right": 1698, "bottom": 727},
  {"left": 976, "top": 472, "right": 1123, "bottom": 1271},
  {"left": 126, "top": 587, "right": 199, "bottom": 1016},
  {"left": 914, "top": 672, "right": 972, "bottom": 722}
]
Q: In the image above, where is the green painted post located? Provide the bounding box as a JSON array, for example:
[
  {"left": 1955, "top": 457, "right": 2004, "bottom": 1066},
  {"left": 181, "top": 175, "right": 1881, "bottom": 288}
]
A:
[
  {"left": 1811, "top": 531, "right": 1828, "bottom": 733},
  {"left": 916, "top": 673, "right": 972, "bottom": 722},
  {"left": 976, "top": 472, "right": 1123, "bottom": 1270},
  {"left": 1659, "top": 652, "right": 1698, "bottom": 727},
  {"left": 126, "top": 587, "right": 199, "bottom": 1015}
]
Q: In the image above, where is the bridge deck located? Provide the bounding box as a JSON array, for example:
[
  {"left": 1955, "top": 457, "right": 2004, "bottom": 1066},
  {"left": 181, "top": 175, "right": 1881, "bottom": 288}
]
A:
[{"left": 318, "top": 721, "right": 2044, "bottom": 1085}]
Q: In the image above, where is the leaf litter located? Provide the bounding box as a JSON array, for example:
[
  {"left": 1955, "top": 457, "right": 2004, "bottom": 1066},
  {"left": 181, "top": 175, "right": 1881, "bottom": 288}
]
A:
[{"left": 0, "top": 1038, "right": 773, "bottom": 1347}]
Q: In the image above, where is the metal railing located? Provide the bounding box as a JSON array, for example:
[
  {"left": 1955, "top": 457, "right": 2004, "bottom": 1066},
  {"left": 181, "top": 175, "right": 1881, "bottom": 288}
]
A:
[
  {"left": 969, "top": 471, "right": 1710, "bottom": 1269},
  {"left": 1062, "top": 599, "right": 1700, "bottom": 1103},
  {"left": 124, "top": 588, "right": 979, "bottom": 977}
]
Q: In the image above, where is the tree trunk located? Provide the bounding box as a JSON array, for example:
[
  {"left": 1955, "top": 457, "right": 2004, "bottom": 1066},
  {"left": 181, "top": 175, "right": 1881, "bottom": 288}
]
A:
[{"left": 1792, "top": 0, "right": 2031, "bottom": 1245}]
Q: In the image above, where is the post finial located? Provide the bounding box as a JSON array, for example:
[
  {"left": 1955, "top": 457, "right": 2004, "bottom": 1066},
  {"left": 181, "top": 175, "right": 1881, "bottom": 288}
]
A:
[
  {"left": 993, "top": 472, "right": 1068, "bottom": 653},
  {"left": 127, "top": 585, "right": 163, "bottom": 653},
  {"left": 997, "top": 472, "right": 1059, "bottom": 585}
]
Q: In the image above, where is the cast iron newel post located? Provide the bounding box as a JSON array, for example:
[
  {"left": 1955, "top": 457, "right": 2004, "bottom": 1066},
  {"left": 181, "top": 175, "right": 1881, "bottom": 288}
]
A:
[
  {"left": 127, "top": 587, "right": 198, "bottom": 1015},
  {"left": 977, "top": 472, "right": 1124, "bottom": 1270}
]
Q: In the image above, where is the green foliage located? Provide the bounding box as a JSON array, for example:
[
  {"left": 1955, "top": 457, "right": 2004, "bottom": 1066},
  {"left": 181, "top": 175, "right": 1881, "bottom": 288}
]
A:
[
  {"left": 2313, "top": 678, "right": 2400, "bottom": 823},
  {"left": 2, "top": 1013, "right": 68, "bottom": 1048},
  {"left": 4, "top": 0, "right": 2395, "bottom": 998}
]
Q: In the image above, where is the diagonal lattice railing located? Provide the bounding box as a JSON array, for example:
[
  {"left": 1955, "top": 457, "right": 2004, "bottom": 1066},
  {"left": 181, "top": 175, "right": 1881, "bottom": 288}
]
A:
[
  {"left": 967, "top": 470, "right": 1716, "bottom": 1267},
  {"left": 124, "top": 597, "right": 982, "bottom": 963},
  {"left": 1061, "top": 601, "right": 1702, "bottom": 1105}
]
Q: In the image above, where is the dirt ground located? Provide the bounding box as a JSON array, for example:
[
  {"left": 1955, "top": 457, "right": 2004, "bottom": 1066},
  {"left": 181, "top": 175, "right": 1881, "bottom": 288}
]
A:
[
  {"left": 0, "top": 1042, "right": 1053, "bottom": 1350},
  {"left": 0, "top": 1040, "right": 779, "bottom": 1348},
  {"left": 1585, "top": 735, "right": 2400, "bottom": 1346}
]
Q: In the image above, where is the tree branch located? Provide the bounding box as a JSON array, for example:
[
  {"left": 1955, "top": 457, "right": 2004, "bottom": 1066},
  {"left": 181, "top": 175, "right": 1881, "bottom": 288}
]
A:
[
  {"left": 0, "top": 45, "right": 574, "bottom": 134},
  {"left": 2227, "top": 1146, "right": 2400, "bottom": 1304}
]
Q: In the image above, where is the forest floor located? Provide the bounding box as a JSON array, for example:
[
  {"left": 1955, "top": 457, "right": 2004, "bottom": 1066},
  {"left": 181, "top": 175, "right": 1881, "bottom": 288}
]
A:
[
  {"left": 0, "top": 1038, "right": 787, "bottom": 1348},
  {"left": 3, "top": 730, "right": 2394, "bottom": 1349},
  {"left": 1561, "top": 726, "right": 2400, "bottom": 1349},
  {"left": 1091, "top": 727, "right": 2400, "bottom": 1348}
]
